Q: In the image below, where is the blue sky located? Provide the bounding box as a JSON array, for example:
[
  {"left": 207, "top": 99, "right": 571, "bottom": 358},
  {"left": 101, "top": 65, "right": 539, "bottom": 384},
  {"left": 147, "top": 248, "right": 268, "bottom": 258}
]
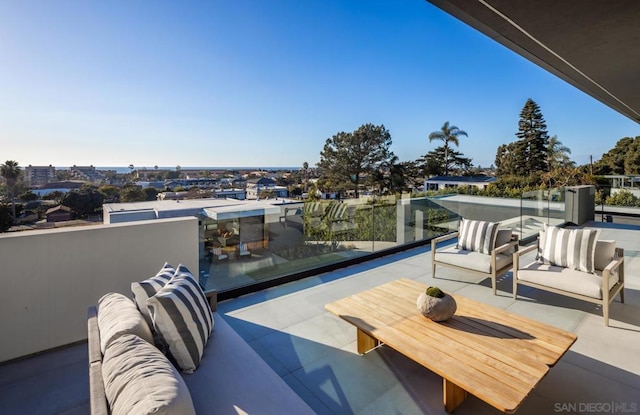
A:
[{"left": 1, "top": 1, "right": 638, "bottom": 169}]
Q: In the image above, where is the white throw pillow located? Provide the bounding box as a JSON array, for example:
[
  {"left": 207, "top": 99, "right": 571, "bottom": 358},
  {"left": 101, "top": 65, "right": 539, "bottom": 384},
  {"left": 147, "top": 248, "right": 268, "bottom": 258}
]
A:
[
  {"left": 147, "top": 264, "right": 214, "bottom": 373},
  {"left": 102, "top": 334, "right": 196, "bottom": 415},
  {"left": 97, "top": 292, "right": 153, "bottom": 354},
  {"left": 541, "top": 226, "right": 600, "bottom": 273},
  {"left": 131, "top": 262, "right": 175, "bottom": 326},
  {"left": 457, "top": 218, "right": 500, "bottom": 254}
]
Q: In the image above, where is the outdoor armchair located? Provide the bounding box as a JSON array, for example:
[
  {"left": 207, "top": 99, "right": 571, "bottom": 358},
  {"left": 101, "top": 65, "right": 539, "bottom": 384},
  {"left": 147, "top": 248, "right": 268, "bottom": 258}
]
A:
[{"left": 432, "top": 220, "right": 518, "bottom": 295}]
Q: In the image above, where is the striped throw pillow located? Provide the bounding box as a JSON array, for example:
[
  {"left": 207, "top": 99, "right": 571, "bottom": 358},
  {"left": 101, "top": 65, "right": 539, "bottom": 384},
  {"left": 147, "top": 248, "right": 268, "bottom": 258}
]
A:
[
  {"left": 131, "top": 262, "right": 175, "bottom": 326},
  {"left": 457, "top": 218, "right": 500, "bottom": 254},
  {"left": 541, "top": 226, "right": 600, "bottom": 273},
  {"left": 147, "top": 265, "right": 214, "bottom": 373}
]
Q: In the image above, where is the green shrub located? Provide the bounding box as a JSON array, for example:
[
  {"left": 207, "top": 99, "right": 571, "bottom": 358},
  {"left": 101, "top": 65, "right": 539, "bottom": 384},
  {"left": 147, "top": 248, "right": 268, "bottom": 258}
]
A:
[{"left": 605, "top": 190, "right": 640, "bottom": 207}]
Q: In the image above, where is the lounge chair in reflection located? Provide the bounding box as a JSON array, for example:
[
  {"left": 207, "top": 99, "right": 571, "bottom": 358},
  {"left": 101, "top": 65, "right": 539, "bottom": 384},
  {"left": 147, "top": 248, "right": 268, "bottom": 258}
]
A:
[{"left": 211, "top": 247, "right": 229, "bottom": 262}]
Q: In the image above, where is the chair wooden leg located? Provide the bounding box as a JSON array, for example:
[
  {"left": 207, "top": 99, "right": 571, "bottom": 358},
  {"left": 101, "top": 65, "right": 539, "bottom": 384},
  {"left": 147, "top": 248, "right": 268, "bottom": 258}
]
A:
[
  {"left": 492, "top": 276, "right": 497, "bottom": 296},
  {"left": 620, "top": 287, "right": 625, "bottom": 303},
  {"left": 432, "top": 263, "right": 437, "bottom": 279},
  {"left": 603, "top": 302, "right": 609, "bottom": 327}
]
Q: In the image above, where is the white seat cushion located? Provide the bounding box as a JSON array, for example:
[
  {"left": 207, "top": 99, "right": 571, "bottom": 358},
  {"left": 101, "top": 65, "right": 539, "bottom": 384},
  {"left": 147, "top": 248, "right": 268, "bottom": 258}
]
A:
[
  {"left": 182, "top": 314, "right": 315, "bottom": 414},
  {"left": 435, "top": 247, "right": 512, "bottom": 274},
  {"left": 517, "top": 262, "right": 619, "bottom": 299}
]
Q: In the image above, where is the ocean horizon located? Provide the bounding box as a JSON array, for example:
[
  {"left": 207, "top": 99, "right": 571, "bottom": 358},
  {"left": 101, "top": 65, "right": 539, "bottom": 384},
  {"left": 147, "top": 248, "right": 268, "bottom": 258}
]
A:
[{"left": 56, "top": 166, "right": 301, "bottom": 174}]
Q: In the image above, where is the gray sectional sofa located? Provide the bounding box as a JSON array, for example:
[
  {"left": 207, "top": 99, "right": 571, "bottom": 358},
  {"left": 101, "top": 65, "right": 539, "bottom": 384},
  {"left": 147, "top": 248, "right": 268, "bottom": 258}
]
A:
[{"left": 88, "top": 266, "right": 314, "bottom": 415}]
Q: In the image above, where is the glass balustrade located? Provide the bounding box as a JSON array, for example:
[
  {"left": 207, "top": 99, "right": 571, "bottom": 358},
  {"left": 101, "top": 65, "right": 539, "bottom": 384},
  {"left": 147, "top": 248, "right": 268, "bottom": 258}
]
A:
[
  {"left": 199, "top": 195, "right": 457, "bottom": 293},
  {"left": 198, "top": 189, "right": 579, "bottom": 294}
]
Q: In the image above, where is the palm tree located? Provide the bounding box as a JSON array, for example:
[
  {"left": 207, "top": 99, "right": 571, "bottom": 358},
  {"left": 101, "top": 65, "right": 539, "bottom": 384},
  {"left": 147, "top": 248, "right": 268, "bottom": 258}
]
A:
[
  {"left": 428, "top": 121, "right": 468, "bottom": 176},
  {"left": 1, "top": 160, "right": 21, "bottom": 219},
  {"left": 547, "top": 135, "right": 574, "bottom": 170},
  {"left": 302, "top": 161, "right": 309, "bottom": 192}
]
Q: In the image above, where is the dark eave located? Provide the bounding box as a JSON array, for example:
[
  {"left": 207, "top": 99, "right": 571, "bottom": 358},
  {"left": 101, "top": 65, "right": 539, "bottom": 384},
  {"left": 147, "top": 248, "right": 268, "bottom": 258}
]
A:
[{"left": 426, "top": 0, "right": 640, "bottom": 123}]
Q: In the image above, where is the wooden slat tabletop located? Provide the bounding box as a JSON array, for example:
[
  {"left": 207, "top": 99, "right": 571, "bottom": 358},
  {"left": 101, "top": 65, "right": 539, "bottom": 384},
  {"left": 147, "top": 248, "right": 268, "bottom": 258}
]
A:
[{"left": 325, "top": 278, "right": 577, "bottom": 413}]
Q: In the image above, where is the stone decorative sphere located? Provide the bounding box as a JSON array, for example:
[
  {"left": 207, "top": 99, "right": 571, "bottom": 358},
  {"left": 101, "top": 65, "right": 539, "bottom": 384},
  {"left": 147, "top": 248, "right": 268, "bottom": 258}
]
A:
[{"left": 417, "top": 289, "right": 457, "bottom": 322}]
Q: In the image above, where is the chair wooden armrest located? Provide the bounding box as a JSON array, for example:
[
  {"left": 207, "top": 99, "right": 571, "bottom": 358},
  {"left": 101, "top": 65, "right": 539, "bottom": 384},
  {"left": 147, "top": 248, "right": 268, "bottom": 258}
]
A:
[
  {"left": 602, "top": 248, "right": 624, "bottom": 290},
  {"left": 513, "top": 243, "right": 538, "bottom": 274},
  {"left": 431, "top": 231, "right": 458, "bottom": 250},
  {"left": 494, "top": 240, "right": 517, "bottom": 255},
  {"left": 515, "top": 243, "right": 537, "bottom": 257}
]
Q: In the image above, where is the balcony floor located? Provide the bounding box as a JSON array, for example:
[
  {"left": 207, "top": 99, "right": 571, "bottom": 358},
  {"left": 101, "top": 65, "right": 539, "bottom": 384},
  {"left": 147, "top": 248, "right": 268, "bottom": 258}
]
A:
[{"left": 2, "top": 221, "right": 640, "bottom": 414}]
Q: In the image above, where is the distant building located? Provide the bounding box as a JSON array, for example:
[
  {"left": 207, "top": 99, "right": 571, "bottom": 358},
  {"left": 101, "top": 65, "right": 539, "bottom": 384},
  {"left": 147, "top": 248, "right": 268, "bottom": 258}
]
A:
[
  {"left": 102, "top": 198, "right": 294, "bottom": 260},
  {"left": 32, "top": 181, "right": 84, "bottom": 197},
  {"left": 605, "top": 175, "right": 640, "bottom": 198},
  {"left": 424, "top": 175, "right": 496, "bottom": 191},
  {"left": 45, "top": 205, "right": 73, "bottom": 222},
  {"left": 246, "top": 177, "right": 287, "bottom": 199},
  {"left": 70, "top": 166, "right": 105, "bottom": 182},
  {"left": 24, "top": 165, "right": 56, "bottom": 186}
]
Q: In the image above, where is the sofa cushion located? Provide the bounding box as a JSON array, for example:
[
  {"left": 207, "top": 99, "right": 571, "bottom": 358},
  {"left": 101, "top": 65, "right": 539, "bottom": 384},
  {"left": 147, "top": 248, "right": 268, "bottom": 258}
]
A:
[
  {"left": 147, "top": 265, "right": 214, "bottom": 373},
  {"left": 131, "top": 262, "right": 175, "bottom": 326},
  {"left": 102, "top": 334, "right": 195, "bottom": 415},
  {"left": 594, "top": 240, "right": 616, "bottom": 271},
  {"left": 457, "top": 218, "right": 500, "bottom": 255},
  {"left": 182, "top": 314, "right": 315, "bottom": 414},
  {"left": 435, "top": 246, "right": 512, "bottom": 274},
  {"left": 97, "top": 292, "right": 153, "bottom": 354},
  {"left": 540, "top": 226, "right": 600, "bottom": 273},
  {"left": 518, "top": 262, "right": 619, "bottom": 299}
]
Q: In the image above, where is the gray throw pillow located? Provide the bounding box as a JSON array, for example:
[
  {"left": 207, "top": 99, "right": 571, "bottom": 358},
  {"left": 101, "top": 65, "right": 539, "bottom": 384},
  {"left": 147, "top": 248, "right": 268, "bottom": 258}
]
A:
[
  {"left": 102, "top": 334, "right": 196, "bottom": 415},
  {"left": 147, "top": 265, "right": 214, "bottom": 373}
]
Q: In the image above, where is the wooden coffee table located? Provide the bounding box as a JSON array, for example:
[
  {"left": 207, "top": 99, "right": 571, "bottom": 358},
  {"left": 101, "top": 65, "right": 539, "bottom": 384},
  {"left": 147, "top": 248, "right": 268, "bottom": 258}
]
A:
[{"left": 325, "top": 279, "right": 577, "bottom": 413}]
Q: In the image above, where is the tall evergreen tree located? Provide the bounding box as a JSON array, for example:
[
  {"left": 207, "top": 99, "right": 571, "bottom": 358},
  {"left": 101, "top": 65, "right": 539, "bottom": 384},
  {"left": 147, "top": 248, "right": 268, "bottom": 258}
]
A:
[
  {"left": 516, "top": 99, "right": 549, "bottom": 173},
  {"left": 593, "top": 136, "right": 638, "bottom": 175},
  {"left": 424, "top": 146, "right": 472, "bottom": 176},
  {"left": 624, "top": 138, "right": 640, "bottom": 175},
  {"left": 318, "top": 123, "right": 394, "bottom": 197}
]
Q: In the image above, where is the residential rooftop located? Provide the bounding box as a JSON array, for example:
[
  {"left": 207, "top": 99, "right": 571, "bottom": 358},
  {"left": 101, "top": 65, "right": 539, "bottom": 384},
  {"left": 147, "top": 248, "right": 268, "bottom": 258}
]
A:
[{"left": 1, "top": 220, "right": 638, "bottom": 414}]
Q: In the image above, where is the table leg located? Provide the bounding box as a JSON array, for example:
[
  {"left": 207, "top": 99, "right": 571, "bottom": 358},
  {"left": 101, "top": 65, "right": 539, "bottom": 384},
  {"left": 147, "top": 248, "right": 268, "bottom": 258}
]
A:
[
  {"left": 443, "top": 378, "right": 467, "bottom": 413},
  {"left": 356, "top": 328, "right": 379, "bottom": 354}
]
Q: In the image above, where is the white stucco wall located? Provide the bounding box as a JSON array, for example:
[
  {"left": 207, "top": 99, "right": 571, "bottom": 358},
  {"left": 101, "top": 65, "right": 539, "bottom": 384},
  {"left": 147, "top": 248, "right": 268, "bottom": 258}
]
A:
[{"left": 0, "top": 217, "right": 199, "bottom": 362}]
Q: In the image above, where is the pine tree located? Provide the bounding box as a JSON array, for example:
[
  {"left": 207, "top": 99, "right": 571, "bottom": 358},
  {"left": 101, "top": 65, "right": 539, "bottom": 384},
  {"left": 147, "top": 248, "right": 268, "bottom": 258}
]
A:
[{"left": 516, "top": 99, "right": 549, "bottom": 174}]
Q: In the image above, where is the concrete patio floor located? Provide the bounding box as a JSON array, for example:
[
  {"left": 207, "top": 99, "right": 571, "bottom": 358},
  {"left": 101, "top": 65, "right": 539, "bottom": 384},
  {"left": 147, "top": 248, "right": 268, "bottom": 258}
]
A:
[{"left": 1, "top": 221, "right": 639, "bottom": 414}]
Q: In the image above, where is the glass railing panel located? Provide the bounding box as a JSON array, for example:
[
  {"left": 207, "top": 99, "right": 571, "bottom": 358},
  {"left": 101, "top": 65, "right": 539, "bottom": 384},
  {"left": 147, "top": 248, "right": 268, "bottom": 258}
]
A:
[
  {"left": 426, "top": 194, "right": 522, "bottom": 236},
  {"left": 520, "top": 189, "right": 549, "bottom": 241},
  {"left": 548, "top": 187, "right": 566, "bottom": 225},
  {"left": 201, "top": 193, "right": 541, "bottom": 293},
  {"left": 370, "top": 198, "right": 397, "bottom": 252}
]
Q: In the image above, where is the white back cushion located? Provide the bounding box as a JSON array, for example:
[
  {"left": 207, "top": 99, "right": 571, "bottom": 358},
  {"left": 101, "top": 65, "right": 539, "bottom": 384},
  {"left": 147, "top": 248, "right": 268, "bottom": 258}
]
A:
[{"left": 97, "top": 292, "right": 153, "bottom": 354}]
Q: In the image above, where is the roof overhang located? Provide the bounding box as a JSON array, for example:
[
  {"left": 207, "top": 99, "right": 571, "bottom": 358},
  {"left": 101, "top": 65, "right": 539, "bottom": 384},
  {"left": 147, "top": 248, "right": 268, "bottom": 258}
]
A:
[
  {"left": 426, "top": 0, "right": 640, "bottom": 123},
  {"left": 202, "top": 205, "right": 281, "bottom": 221}
]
